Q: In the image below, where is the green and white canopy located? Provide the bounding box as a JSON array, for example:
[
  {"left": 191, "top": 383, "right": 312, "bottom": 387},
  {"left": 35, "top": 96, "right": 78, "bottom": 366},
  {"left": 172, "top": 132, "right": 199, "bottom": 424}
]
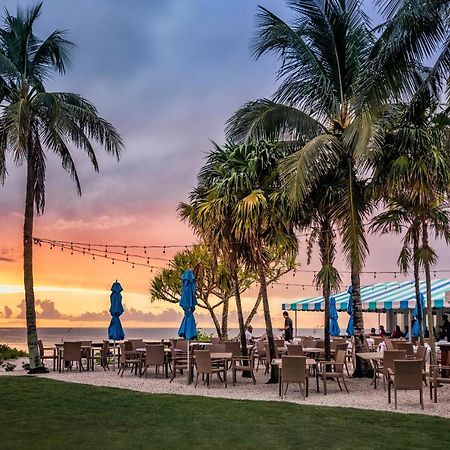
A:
[{"left": 282, "top": 279, "right": 450, "bottom": 312}]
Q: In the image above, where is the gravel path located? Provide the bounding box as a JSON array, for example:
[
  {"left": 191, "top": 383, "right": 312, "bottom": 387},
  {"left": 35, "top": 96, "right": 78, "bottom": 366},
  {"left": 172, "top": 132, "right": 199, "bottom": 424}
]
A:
[{"left": 3, "top": 358, "right": 450, "bottom": 417}]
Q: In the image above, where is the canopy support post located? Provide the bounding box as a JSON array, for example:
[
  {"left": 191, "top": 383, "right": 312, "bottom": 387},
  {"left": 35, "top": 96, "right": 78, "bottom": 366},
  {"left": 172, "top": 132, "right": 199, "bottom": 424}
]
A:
[{"left": 294, "top": 310, "right": 298, "bottom": 338}]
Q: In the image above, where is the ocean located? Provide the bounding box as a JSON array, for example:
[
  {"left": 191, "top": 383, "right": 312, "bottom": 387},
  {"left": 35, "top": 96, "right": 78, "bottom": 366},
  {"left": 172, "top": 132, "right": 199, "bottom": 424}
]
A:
[{"left": 0, "top": 327, "right": 323, "bottom": 351}]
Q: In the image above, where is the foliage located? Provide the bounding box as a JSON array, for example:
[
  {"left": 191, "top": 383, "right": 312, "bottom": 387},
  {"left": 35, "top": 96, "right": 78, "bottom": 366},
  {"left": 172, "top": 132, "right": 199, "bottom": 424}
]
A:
[
  {"left": 2, "top": 377, "right": 450, "bottom": 449},
  {"left": 195, "top": 329, "right": 213, "bottom": 342},
  {"left": 0, "top": 344, "right": 27, "bottom": 360}
]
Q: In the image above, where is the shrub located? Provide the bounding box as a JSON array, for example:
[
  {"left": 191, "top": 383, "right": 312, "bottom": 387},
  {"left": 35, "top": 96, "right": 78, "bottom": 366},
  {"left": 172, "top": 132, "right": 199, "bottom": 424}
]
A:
[
  {"left": 0, "top": 344, "right": 28, "bottom": 360},
  {"left": 2, "top": 362, "right": 16, "bottom": 372}
]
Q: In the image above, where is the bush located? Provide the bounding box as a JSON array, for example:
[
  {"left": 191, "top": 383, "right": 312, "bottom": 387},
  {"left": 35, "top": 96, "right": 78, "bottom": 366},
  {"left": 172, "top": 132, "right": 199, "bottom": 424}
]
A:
[
  {"left": 0, "top": 344, "right": 28, "bottom": 360},
  {"left": 196, "top": 329, "right": 214, "bottom": 342},
  {"left": 2, "top": 362, "right": 16, "bottom": 372}
]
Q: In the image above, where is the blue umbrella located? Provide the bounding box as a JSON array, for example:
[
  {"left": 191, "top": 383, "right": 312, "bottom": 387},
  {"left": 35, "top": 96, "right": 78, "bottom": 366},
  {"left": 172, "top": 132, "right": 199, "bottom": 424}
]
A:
[
  {"left": 346, "top": 286, "right": 354, "bottom": 336},
  {"left": 412, "top": 292, "right": 425, "bottom": 337},
  {"left": 178, "top": 270, "right": 197, "bottom": 384},
  {"left": 178, "top": 269, "right": 197, "bottom": 340},
  {"left": 108, "top": 280, "right": 124, "bottom": 370},
  {"left": 108, "top": 281, "right": 125, "bottom": 341},
  {"left": 329, "top": 297, "right": 341, "bottom": 336}
]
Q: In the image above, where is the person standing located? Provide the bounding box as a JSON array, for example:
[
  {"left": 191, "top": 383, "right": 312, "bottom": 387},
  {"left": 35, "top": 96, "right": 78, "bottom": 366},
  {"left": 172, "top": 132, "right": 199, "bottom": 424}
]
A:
[
  {"left": 441, "top": 315, "right": 450, "bottom": 341},
  {"left": 280, "top": 311, "right": 294, "bottom": 342}
]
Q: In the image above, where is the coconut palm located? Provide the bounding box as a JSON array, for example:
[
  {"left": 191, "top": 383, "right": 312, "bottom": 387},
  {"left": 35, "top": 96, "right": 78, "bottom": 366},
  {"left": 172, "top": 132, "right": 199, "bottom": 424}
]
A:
[
  {"left": 226, "top": 0, "right": 378, "bottom": 376},
  {"left": 371, "top": 101, "right": 450, "bottom": 361},
  {"left": 0, "top": 4, "right": 123, "bottom": 370}
]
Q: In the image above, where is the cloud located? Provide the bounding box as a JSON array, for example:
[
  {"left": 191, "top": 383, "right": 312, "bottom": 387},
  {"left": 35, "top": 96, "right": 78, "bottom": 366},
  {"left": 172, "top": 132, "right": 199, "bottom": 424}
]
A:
[
  {"left": 0, "top": 246, "right": 16, "bottom": 263},
  {"left": 0, "top": 305, "right": 13, "bottom": 318},
  {"left": 51, "top": 215, "right": 140, "bottom": 231}
]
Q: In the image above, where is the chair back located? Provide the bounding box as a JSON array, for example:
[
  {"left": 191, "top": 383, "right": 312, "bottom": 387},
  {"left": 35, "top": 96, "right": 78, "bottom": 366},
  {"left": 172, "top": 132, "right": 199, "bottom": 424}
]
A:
[
  {"left": 315, "top": 340, "right": 325, "bottom": 349},
  {"left": 128, "top": 339, "right": 144, "bottom": 351},
  {"left": 396, "top": 342, "right": 414, "bottom": 356},
  {"left": 373, "top": 337, "right": 384, "bottom": 348},
  {"left": 391, "top": 339, "right": 401, "bottom": 349},
  {"left": 384, "top": 339, "right": 395, "bottom": 351},
  {"left": 287, "top": 344, "right": 303, "bottom": 356},
  {"left": 101, "top": 340, "right": 109, "bottom": 362},
  {"left": 124, "top": 341, "right": 134, "bottom": 352},
  {"left": 301, "top": 338, "right": 316, "bottom": 348},
  {"left": 393, "top": 359, "right": 423, "bottom": 390},
  {"left": 194, "top": 350, "right": 212, "bottom": 373},
  {"left": 256, "top": 340, "right": 266, "bottom": 357},
  {"left": 335, "top": 342, "right": 348, "bottom": 354},
  {"left": 335, "top": 350, "right": 347, "bottom": 371},
  {"left": 225, "top": 341, "right": 241, "bottom": 357},
  {"left": 330, "top": 340, "right": 337, "bottom": 351},
  {"left": 383, "top": 350, "right": 407, "bottom": 374},
  {"left": 63, "top": 341, "right": 81, "bottom": 361},
  {"left": 210, "top": 344, "right": 226, "bottom": 353},
  {"left": 211, "top": 337, "right": 221, "bottom": 344},
  {"left": 80, "top": 341, "right": 92, "bottom": 357},
  {"left": 415, "top": 345, "right": 427, "bottom": 367},
  {"left": 38, "top": 339, "right": 44, "bottom": 357},
  {"left": 146, "top": 345, "right": 165, "bottom": 366},
  {"left": 281, "top": 356, "right": 307, "bottom": 383},
  {"left": 274, "top": 339, "right": 285, "bottom": 349},
  {"left": 176, "top": 340, "right": 188, "bottom": 352}
]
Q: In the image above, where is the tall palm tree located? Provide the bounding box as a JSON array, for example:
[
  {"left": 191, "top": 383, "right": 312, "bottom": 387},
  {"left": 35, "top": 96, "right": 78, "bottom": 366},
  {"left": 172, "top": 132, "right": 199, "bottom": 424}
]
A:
[
  {"left": 226, "top": 0, "right": 378, "bottom": 376},
  {"left": 371, "top": 101, "right": 450, "bottom": 362},
  {"left": 0, "top": 4, "right": 123, "bottom": 371}
]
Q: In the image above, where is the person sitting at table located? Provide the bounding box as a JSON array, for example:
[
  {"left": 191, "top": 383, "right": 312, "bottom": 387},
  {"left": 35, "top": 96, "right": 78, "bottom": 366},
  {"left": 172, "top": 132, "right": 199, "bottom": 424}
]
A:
[
  {"left": 439, "top": 314, "right": 450, "bottom": 341},
  {"left": 245, "top": 325, "right": 254, "bottom": 345},
  {"left": 391, "top": 325, "right": 403, "bottom": 339},
  {"left": 369, "top": 327, "right": 377, "bottom": 336},
  {"left": 377, "top": 325, "right": 387, "bottom": 337},
  {"left": 403, "top": 325, "right": 410, "bottom": 339},
  {"left": 280, "top": 311, "right": 294, "bottom": 343}
]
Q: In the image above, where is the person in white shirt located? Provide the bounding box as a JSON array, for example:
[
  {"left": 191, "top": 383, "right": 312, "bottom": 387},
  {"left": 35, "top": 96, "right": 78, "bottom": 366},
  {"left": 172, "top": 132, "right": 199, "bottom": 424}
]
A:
[{"left": 245, "top": 325, "right": 254, "bottom": 344}]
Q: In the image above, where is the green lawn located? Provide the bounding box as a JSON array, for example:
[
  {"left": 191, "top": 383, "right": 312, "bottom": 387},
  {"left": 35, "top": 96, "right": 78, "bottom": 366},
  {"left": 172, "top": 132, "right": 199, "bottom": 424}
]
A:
[{"left": 1, "top": 377, "right": 449, "bottom": 449}]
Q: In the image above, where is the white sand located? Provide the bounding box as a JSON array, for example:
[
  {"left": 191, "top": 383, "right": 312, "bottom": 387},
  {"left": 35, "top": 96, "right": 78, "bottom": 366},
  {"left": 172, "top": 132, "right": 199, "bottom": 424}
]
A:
[{"left": 3, "top": 358, "right": 450, "bottom": 417}]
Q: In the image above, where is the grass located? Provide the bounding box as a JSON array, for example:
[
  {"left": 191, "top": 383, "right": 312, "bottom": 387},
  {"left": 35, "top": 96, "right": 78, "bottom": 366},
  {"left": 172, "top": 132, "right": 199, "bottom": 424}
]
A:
[{"left": 2, "top": 377, "right": 450, "bottom": 450}]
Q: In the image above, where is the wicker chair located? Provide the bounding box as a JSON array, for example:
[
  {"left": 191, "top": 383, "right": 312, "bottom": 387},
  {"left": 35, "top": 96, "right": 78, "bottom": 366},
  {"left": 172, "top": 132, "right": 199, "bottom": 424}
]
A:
[
  {"left": 209, "top": 343, "right": 226, "bottom": 353},
  {"left": 94, "top": 340, "right": 110, "bottom": 371},
  {"left": 118, "top": 342, "right": 140, "bottom": 377},
  {"left": 62, "top": 341, "right": 82, "bottom": 372},
  {"left": 429, "top": 364, "right": 450, "bottom": 402},
  {"left": 334, "top": 342, "right": 350, "bottom": 375},
  {"left": 316, "top": 350, "right": 349, "bottom": 395},
  {"left": 80, "top": 341, "right": 93, "bottom": 371},
  {"left": 255, "top": 340, "right": 267, "bottom": 373},
  {"left": 143, "top": 344, "right": 166, "bottom": 378},
  {"left": 231, "top": 347, "right": 256, "bottom": 385},
  {"left": 377, "top": 350, "right": 407, "bottom": 390},
  {"left": 384, "top": 339, "right": 395, "bottom": 351},
  {"left": 287, "top": 344, "right": 304, "bottom": 356},
  {"left": 194, "top": 350, "right": 227, "bottom": 388},
  {"left": 38, "top": 340, "right": 56, "bottom": 371},
  {"left": 396, "top": 342, "right": 414, "bottom": 357},
  {"left": 388, "top": 359, "right": 424, "bottom": 409},
  {"left": 281, "top": 356, "right": 308, "bottom": 399}
]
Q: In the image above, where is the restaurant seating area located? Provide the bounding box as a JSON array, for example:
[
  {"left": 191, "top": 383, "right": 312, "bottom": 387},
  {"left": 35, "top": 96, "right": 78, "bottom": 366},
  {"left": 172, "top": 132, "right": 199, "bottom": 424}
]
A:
[{"left": 35, "top": 334, "right": 450, "bottom": 412}]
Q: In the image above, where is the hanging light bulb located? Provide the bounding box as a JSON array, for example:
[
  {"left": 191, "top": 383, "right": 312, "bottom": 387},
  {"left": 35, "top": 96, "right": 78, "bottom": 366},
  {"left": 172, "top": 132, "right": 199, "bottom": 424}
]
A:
[
  {"left": 163, "top": 246, "right": 166, "bottom": 254},
  {"left": 144, "top": 246, "right": 147, "bottom": 254},
  {"left": 124, "top": 246, "right": 127, "bottom": 254},
  {"left": 112, "top": 259, "right": 115, "bottom": 265}
]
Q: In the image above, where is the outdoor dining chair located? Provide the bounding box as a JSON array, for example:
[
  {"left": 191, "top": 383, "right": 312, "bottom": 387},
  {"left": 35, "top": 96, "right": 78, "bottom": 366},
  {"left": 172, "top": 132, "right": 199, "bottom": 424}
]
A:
[
  {"left": 38, "top": 339, "right": 56, "bottom": 371},
  {"left": 280, "top": 355, "right": 308, "bottom": 399},
  {"left": 62, "top": 341, "right": 83, "bottom": 372},
  {"left": 287, "top": 344, "right": 303, "bottom": 356},
  {"left": 255, "top": 340, "right": 267, "bottom": 373},
  {"left": 334, "top": 342, "right": 350, "bottom": 375},
  {"left": 316, "top": 350, "right": 349, "bottom": 395},
  {"left": 429, "top": 363, "right": 450, "bottom": 403},
  {"left": 396, "top": 342, "right": 414, "bottom": 357},
  {"left": 118, "top": 342, "right": 140, "bottom": 377},
  {"left": 378, "top": 350, "right": 407, "bottom": 390},
  {"left": 231, "top": 346, "right": 256, "bottom": 385},
  {"left": 388, "top": 359, "right": 424, "bottom": 409},
  {"left": 95, "top": 340, "right": 110, "bottom": 371},
  {"left": 80, "top": 341, "right": 94, "bottom": 371},
  {"left": 143, "top": 344, "right": 166, "bottom": 378},
  {"left": 194, "top": 350, "right": 227, "bottom": 388}
]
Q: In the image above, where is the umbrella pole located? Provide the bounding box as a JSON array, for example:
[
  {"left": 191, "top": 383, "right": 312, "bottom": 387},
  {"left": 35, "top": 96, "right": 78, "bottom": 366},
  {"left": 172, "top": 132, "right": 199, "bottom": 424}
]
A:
[
  {"left": 187, "top": 339, "right": 191, "bottom": 385},
  {"left": 113, "top": 340, "right": 116, "bottom": 371}
]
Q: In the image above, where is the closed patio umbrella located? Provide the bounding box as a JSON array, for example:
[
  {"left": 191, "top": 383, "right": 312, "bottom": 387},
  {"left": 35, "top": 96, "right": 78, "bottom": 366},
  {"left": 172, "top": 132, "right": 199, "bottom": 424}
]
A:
[
  {"left": 346, "top": 286, "right": 354, "bottom": 337},
  {"left": 108, "top": 280, "right": 125, "bottom": 369},
  {"left": 412, "top": 293, "right": 425, "bottom": 338},
  {"left": 178, "top": 269, "right": 197, "bottom": 384},
  {"left": 329, "top": 297, "right": 340, "bottom": 336}
]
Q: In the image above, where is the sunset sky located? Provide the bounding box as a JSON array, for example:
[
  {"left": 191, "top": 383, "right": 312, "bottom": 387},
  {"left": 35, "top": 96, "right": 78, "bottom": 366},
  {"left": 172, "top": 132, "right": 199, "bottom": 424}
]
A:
[{"left": 1, "top": 0, "right": 450, "bottom": 332}]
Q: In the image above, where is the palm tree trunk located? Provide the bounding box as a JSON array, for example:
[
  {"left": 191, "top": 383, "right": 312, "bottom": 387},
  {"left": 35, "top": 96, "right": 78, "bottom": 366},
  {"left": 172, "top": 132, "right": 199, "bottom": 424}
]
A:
[
  {"left": 23, "top": 154, "right": 41, "bottom": 370},
  {"left": 244, "top": 288, "right": 262, "bottom": 328},
  {"left": 229, "top": 249, "right": 249, "bottom": 359},
  {"left": 412, "top": 228, "right": 424, "bottom": 345},
  {"left": 351, "top": 270, "right": 372, "bottom": 377},
  {"left": 257, "top": 260, "right": 278, "bottom": 383},
  {"left": 323, "top": 285, "right": 331, "bottom": 361},
  {"left": 422, "top": 220, "right": 437, "bottom": 365},
  {"left": 208, "top": 306, "right": 222, "bottom": 338},
  {"left": 221, "top": 295, "right": 229, "bottom": 340}
]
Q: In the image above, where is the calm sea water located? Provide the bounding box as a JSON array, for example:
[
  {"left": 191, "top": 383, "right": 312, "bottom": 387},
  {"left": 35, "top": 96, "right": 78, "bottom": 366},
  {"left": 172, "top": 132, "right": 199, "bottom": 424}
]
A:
[{"left": 0, "top": 327, "right": 322, "bottom": 351}]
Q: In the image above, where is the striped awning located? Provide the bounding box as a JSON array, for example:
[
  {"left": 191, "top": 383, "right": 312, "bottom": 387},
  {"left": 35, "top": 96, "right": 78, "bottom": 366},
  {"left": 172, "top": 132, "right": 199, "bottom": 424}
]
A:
[{"left": 282, "top": 279, "right": 450, "bottom": 312}]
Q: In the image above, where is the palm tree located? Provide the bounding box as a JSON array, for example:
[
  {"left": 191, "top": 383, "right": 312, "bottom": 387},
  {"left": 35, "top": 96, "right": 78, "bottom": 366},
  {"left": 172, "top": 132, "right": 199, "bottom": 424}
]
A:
[
  {"left": 226, "top": 0, "right": 377, "bottom": 376},
  {"left": 0, "top": 4, "right": 123, "bottom": 371},
  {"left": 371, "top": 101, "right": 450, "bottom": 362}
]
